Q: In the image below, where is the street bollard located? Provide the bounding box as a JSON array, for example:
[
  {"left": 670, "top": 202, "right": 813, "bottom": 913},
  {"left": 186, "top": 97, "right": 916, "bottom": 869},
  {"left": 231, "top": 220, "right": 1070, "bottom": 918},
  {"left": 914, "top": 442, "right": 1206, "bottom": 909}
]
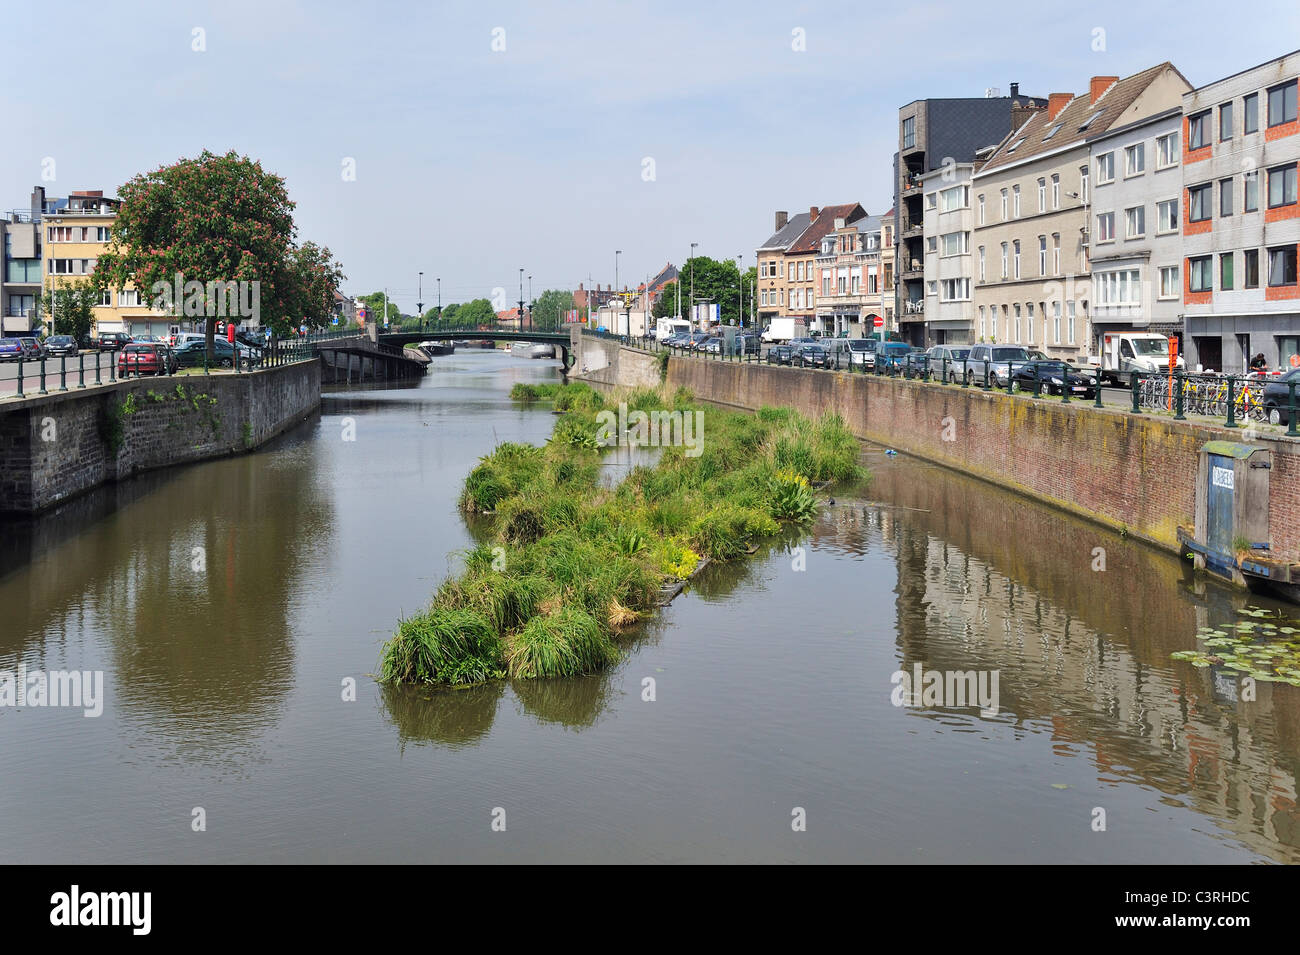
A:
[
  {"left": 95, "top": 351, "right": 102, "bottom": 385},
  {"left": 1061, "top": 364, "right": 1070, "bottom": 404},
  {"left": 1093, "top": 368, "right": 1103, "bottom": 408},
  {"left": 77, "top": 352, "right": 86, "bottom": 388},
  {"left": 941, "top": 356, "right": 947, "bottom": 384},
  {"left": 1033, "top": 373, "right": 1041, "bottom": 398},
  {"left": 59, "top": 355, "right": 68, "bottom": 392},
  {"left": 39, "top": 357, "right": 47, "bottom": 395},
  {"left": 1225, "top": 375, "right": 1237, "bottom": 429},
  {"left": 1289, "top": 380, "right": 1299, "bottom": 437},
  {"left": 982, "top": 359, "right": 990, "bottom": 391},
  {"left": 16, "top": 358, "right": 23, "bottom": 398},
  {"left": 1130, "top": 375, "right": 1141, "bottom": 414},
  {"left": 1173, "top": 371, "right": 1185, "bottom": 420}
]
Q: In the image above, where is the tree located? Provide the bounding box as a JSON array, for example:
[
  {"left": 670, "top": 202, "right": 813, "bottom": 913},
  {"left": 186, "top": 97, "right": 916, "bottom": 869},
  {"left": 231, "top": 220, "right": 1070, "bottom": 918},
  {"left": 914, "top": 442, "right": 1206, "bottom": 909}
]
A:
[
  {"left": 456, "top": 298, "right": 496, "bottom": 328},
  {"left": 650, "top": 257, "right": 749, "bottom": 326},
  {"left": 530, "top": 289, "right": 573, "bottom": 331},
  {"left": 93, "top": 150, "right": 337, "bottom": 358},
  {"left": 37, "top": 285, "right": 98, "bottom": 343},
  {"left": 357, "top": 292, "right": 401, "bottom": 327},
  {"left": 285, "top": 241, "right": 346, "bottom": 330}
]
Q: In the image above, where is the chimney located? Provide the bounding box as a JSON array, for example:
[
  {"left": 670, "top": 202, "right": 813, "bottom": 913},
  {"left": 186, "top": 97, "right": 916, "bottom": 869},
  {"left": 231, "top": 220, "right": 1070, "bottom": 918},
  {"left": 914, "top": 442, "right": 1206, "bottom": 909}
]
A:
[
  {"left": 1090, "top": 76, "right": 1118, "bottom": 105},
  {"left": 1047, "top": 93, "right": 1072, "bottom": 120},
  {"left": 1009, "top": 82, "right": 1019, "bottom": 99},
  {"left": 809, "top": 206, "right": 820, "bottom": 220},
  {"left": 775, "top": 210, "right": 788, "bottom": 231}
]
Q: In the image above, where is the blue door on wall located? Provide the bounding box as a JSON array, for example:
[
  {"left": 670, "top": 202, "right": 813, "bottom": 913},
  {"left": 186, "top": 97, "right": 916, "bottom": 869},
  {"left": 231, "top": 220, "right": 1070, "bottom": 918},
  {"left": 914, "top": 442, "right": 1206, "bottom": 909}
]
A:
[{"left": 1206, "top": 453, "right": 1235, "bottom": 555}]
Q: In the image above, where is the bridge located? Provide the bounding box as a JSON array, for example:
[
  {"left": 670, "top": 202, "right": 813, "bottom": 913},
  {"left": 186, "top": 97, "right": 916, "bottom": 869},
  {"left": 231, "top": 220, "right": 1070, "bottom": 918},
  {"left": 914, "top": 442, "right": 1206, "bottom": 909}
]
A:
[{"left": 377, "top": 327, "right": 575, "bottom": 368}]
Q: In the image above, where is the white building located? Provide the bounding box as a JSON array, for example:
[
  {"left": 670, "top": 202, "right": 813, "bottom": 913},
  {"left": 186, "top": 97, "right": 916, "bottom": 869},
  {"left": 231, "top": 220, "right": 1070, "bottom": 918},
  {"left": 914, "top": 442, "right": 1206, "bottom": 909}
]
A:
[
  {"left": 1182, "top": 49, "right": 1300, "bottom": 373},
  {"left": 921, "top": 163, "right": 975, "bottom": 344}
]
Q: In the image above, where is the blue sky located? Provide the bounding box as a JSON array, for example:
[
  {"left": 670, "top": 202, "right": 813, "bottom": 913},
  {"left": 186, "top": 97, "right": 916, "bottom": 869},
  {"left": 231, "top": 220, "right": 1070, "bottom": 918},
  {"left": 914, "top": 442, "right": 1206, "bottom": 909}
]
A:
[{"left": 3, "top": 1, "right": 1297, "bottom": 312}]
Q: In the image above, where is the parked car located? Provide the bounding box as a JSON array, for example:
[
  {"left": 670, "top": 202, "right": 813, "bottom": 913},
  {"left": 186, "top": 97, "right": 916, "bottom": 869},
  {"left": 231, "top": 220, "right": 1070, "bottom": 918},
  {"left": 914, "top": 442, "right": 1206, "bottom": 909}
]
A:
[
  {"left": 735, "top": 333, "right": 761, "bottom": 355},
  {"left": 789, "top": 337, "right": 820, "bottom": 349},
  {"left": 45, "top": 335, "right": 79, "bottom": 357},
  {"left": 701, "top": 337, "right": 724, "bottom": 354},
  {"left": 963, "top": 344, "right": 1031, "bottom": 387},
  {"left": 793, "top": 344, "right": 835, "bottom": 369},
  {"left": 875, "top": 341, "right": 915, "bottom": 373},
  {"left": 18, "top": 337, "right": 45, "bottom": 360},
  {"left": 1011, "top": 360, "right": 1098, "bottom": 398},
  {"left": 171, "top": 332, "right": 206, "bottom": 348},
  {"left": 1262, "top": 367, "right": 1300, "bottom": 425},
  {"left": 663, "top": 332, "right": 690, "bottom": 348},
  {"left": 926, "top": 345, "right": 971, "bottom": 382},
  {"left": 847, "top": 338, "right": 880, "bottom": 368},
  {"left": 902, "top": 351, "right": 932, "bottom": 379},
  {"left": 97, "top": 331, "right": 132, "bottom": 352},
  {"left": 0, "top": 338, "right": 25, "bottom": 361},
  {"left": 174, "top": 339, "right": 236, "bottom": 368},
  {"left": 766, "top": 344, "right": 796, "bottom": 366},
  {"left": 117, "top": 343, "right": 174, "bottom": 376}
]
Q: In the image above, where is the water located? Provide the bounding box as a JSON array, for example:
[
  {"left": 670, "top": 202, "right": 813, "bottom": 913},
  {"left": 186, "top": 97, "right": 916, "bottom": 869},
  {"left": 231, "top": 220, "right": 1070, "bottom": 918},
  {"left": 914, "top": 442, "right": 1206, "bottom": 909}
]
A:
[{"left": 2, "top": 350, "right": 1298, "bottom": 863}]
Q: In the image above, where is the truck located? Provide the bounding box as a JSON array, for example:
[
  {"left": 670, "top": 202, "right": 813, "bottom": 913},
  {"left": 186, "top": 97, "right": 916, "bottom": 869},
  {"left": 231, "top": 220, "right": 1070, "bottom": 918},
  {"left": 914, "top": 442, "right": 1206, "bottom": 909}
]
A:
[
  {"left": 1095, "top": 332, "right": 1183, "bottom": 386},
  {"left": 761, "top": 317, "right": 807, "bottom": 344},
  {"left": 655, "top": 318, "right": 692, "bottom": 342}
]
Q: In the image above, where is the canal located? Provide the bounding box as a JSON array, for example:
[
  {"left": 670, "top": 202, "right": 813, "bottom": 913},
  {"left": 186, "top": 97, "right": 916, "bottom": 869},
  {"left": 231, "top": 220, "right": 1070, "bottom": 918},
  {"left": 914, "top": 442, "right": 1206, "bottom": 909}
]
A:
[{"left": 2, "top": 350, "right": 1298, "bottom": 863}]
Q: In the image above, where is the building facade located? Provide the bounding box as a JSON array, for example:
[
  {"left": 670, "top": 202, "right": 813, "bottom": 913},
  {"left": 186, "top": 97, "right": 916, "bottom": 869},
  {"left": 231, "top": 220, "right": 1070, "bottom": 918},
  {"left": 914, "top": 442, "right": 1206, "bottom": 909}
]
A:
[
  {"left": 973, "top": 65, "right": 1190, "bottom": 362},
  {"left": 1086, "top": 106, "right": 1189, "bottom": 349},
  {"left": 756, "top": 210, "right": 810, "bottom": 324},
  {"left": 921, "top": 164, "right": 976, "bottom": 343},
  {"left": 1, "top": 205, "right": 42, "bottom": 335},
  {"left": 895, "top": 88, "right": 1047, "bottom": 346},
  {"left": 1181, "top": 50, "right": 1300, "bottom": 373}
]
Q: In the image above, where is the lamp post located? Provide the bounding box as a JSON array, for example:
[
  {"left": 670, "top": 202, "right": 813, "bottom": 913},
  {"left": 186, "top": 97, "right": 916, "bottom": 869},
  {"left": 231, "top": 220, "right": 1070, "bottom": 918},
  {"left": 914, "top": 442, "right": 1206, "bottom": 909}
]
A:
[
  {"left": 417, "top": 271, "right": 423, "bottom": 331},
  {"left": 737, "top": 253, "right": 743, "bottom": 328},
  {"left": 436, "top": 277, "right": 441, "bottom": 329},
  {"left": 615, "top": 250, "right": 621, "bottom": 301},
  {"left": 518, "top": 268, "right": 525, "bottom": 333},
  {"left": 528, "top": 275, "right": 533, "bottom": 330},
  {"left": 690, "top": 242, "right": 698, "bottom": 327}
]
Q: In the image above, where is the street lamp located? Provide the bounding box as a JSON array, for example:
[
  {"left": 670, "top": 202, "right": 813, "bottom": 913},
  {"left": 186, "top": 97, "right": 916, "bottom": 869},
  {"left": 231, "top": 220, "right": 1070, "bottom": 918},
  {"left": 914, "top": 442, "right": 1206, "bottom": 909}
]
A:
[
  {"left": 528, "top": 275, "right": 533, "bottom": 330},
  {"left": 737, "top": 254, "right": 743, "bottom": 327},
  {"left": 690, "top": 242, "right": 698, "bottom": 326},
  {"left": 436, "top": 277, "right": 441, "bottom": 328},
  {"left": 615, "top": 250, "right": 621, "bottom": 300},
  {"left": 418, "top": 271, "right": 423, "bottom": 331}
]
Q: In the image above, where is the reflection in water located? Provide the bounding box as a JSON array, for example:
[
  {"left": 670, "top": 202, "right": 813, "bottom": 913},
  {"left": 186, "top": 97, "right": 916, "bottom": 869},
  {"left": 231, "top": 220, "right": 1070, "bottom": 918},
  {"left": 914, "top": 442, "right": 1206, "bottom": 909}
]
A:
[
  {"left": 511, "top": 670, "right": 618, "bottom": 728},
  {"left": 378, "top": 681, "right": 506, "bottom": 751}
]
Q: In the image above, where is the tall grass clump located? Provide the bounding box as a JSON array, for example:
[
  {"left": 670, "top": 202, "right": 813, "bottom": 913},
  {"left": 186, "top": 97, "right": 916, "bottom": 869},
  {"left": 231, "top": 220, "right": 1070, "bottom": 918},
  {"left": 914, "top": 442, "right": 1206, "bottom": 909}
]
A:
[{"left": 382, "top": 382, "right": 868, "bottom": 687}]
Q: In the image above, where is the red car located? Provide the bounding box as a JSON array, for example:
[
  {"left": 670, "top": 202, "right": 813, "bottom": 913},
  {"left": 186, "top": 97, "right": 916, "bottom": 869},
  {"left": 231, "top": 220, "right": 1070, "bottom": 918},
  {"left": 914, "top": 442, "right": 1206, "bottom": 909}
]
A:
[{"left": 117, "top": 343, "right": 174, "bottom": 377}]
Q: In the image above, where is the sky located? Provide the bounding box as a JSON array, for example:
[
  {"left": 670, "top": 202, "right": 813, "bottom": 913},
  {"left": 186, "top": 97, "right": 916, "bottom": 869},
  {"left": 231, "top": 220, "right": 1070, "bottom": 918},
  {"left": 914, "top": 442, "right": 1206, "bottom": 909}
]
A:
[{"left": 3, "top": 0, "right": 1298, "bottom": 313}]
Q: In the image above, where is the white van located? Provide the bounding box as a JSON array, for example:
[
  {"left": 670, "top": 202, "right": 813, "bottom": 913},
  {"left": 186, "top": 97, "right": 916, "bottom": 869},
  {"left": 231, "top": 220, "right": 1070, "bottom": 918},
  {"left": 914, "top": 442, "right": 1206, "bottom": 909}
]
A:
[{"left": 1096, "top": 333, "right": 1183, "bottom": 386}]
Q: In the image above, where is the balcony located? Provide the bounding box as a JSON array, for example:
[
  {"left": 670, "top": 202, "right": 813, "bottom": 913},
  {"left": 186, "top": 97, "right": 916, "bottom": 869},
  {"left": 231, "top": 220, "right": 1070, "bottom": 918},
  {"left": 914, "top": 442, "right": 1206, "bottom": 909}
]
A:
[{"left": 901, "top": 175, "right": 924, "bottom": 195}]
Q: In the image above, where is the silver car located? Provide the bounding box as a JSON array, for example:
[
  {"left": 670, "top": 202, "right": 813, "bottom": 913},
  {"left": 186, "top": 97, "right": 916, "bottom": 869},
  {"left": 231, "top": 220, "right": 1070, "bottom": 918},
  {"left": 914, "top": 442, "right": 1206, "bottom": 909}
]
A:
[{"left": 962, "top": 344, "right": 1030, "bottom": 387}]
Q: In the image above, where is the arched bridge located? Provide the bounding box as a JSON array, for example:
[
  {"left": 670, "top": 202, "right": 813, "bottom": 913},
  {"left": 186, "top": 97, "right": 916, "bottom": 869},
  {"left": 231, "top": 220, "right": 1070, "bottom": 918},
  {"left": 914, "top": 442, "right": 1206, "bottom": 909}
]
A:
[{"left": 378, "top": 327, "right": 575, "bottom": 368}]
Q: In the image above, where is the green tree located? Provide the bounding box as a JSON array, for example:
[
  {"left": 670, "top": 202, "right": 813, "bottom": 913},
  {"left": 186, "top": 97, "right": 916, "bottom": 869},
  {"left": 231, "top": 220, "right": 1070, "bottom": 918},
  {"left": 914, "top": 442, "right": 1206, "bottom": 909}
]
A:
[
  {"left": 357, "top": 292, "right": 401, "bottom": 327},
  {"left": 38, "top": 285, "right": 98, "bottom": 342},
  {"left": 530, "top": 289, "right": 574, "bottom": 331},
  {"left": 440, "top": 303, "right": 460, "bottom": 327},
  {"left": 456, "top": 298, "right": 496, "bottom": 328},
  {"left": 285, "top": 241, "right": 346, "bottom": 330},
  {"left": 93, "top": 150, "right": 313, "bottom": 358},
  {"left": 650, "top": 258, "right": 750, "bottom": 326}
]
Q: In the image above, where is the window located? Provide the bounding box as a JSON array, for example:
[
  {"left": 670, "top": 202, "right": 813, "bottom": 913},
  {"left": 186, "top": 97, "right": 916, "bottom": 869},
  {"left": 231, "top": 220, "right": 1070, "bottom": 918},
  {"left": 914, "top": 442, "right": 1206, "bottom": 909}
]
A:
[
  {"left": 927, "top": 192, "right": 938, "bottom": 209},
  {"left": 927, "top": 236, "right": 938, "bottom": 253},
  {"left": 927, "top": 281, "right": 937, "bottom": 296},
  {"left": 978, "top": 246, "right": 986, "bottom": 281},
  {"left": 941, "top": 232, "right": 968, "bottom": 256},
  {"left": 1267, "top": 81, "right": 1297, "bottom": 127},
  {"left": 1157, "top": 198, "right": 1179, "bottom": 233},
  {"left": 1125, "top": 143, "right": 1145, "bottom": 176},
  {"left": 1037, "top": 178, "right": 1046, "bottom": 212},
  {"left": 1244, "top": 92, "right": 1259, "bottom": 134},
  {"left": 1189, "top": 255, "right": 1213, "bottom": 292},
  {"left": 1027, "top": 303, "right": 1035, "bottom": 344},
  {"left": 1013, "top": 239, "right": 1021, "bottom": 278},
  {"left": 1052, "top": 234, "right": 1061, "bottom": 274},
  {"left": 1219, "top": 102, "right": 1233, "bottom": 141},
  {"left": 940, "top": 279, "right": 970, "bottom": 301},
  {"left": 978, "top": 194, "right": 985, "bottom": 225},
  {"left": 1043, "top": 122, "right": 1063, "bottom": 142},
  {"left": 1014, "top": 304, "right": 1022, "bottom": 341},
  {"left": 1220, "top": 253, "right": 1234, "bottom": 290},
  {"left": 1051, "top": 174, "right": 1060, "bottom": 209},
  {"left": 1095, "top": 269, "right": 1141, "bottom": 305},
  {"left": 98, "top": 290, "right": 113, "bottom": 307},
  {"left": 1220, "top": 178, "right": 1234, "bottom": 217},
  {"left": 1000, "top": 243, "right": 1008, "bottom": 279},
  {"left": 1078, "top": 110, "right": 1103, "bottom": 132},
  {"left": 902, "top": 116, "right": 915, "bottom": 149},
  {"left": 1188, "top": 183, "right": 1212, "bottom": 221},
  {"left": 1096, "top": 152, "right": 1115, "bottom": 183},
  {"left": 1159, "top": 265, "right": 1180, "bottom": 299},
  {"left": 119, "top": 289, "right": 140, "bottom": 307},
  {"left": 1268, "top": 164, "right": 1297, "bottom": 208},
  {"left": 1125, "top": 205, "right": 1145, "bottom": 238},
  {"left": 1007, "top": 138, "right": 1026, "bottom": 154},
  {"left": 1053, "top": 301, "right": 1062, "bottom": 343},
  {"left": 1038, "top": 236, "right": 1047, "bottom": 275},
  {"left": 1096, "top": 212, "right": 1115, "bottom": 242},
  {"left": 1188, "top": 111, "right": 1211, "bottom": 150},
  {"left": 1067, "top": 302, "right": 1076, "bottom": 344},
  {"left": 1079, "top": 165, "right": 1089, "bottom": 203},
  {"left": 1000, "top": 189, "right": 1008, "bottom": 220},
  {"left": 939, "top": 185, "right": 968, "bottom": 212},
  {"left": 978, "top": 306, "right": 986, "bottom": 338},
  {"left": 1268, "top": 245, "right": 1297, "bottom": 286},
  {"left": 1244, "top": 249, "right": 1259, "bottom": 288},
  {"left": 1245, "top": 170, "right": 1259, "bottom": 211},
  {"left": 1012, "top": 185, "right": 1021, "bottom": 218},
  {"left": 1156, "top": 131, "right": 1179, "bottom": 168}
]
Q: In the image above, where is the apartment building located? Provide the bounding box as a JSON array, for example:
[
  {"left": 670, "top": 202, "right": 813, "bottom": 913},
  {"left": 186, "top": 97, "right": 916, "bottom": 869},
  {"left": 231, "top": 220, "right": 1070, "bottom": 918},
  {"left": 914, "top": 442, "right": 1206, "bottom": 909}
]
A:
[
  {"left": 813, "top": 212, "right": 891, "bottom": 337},
  {"left": 756, "top": 210, "right": 811, "bottom": 324},
  {"left": 920, "top": 163, "right": 976, "bottom": 343},
  {"left": 1087, "top": 104, "right": 1189, "bottom": 347},
  {"left": 973, "top": 64, "right": 1191, "bottom": 362},
  {"left": 1, "top": 207, "right": 42, "bottom": 335},
  {"left": 783, "top": 203, "right": 865, "bottom": 332},
  {"left": 1181, "top": 50, "right": 1300, "bottom": 373},
  {"left": 895, "top": 87, "right": 1046, "bottom": 345}
]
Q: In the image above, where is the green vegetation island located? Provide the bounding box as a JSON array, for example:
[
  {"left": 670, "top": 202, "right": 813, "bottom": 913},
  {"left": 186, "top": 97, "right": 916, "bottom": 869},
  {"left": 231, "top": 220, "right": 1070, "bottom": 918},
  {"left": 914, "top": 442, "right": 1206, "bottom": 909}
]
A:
[{"left": 379, "top": 382, "right": 865, "bottom": 686}]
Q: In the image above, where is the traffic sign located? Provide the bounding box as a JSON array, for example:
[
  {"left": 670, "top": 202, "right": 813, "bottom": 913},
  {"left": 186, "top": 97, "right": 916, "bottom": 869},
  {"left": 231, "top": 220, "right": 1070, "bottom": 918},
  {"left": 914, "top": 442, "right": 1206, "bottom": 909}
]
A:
[{"left": 873, "top": 316, "right": 884, "bottom": 328}]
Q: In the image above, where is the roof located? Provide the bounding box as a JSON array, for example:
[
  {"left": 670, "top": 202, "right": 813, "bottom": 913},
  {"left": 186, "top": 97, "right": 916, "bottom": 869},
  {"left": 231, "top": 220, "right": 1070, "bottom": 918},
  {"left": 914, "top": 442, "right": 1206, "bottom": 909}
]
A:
[
  {"left": 648, "top": 262, "right": 678, "bottom": 289},
  {"left": 758, "top": 212, "right": 811, "bottom": 251},
  {"left": 977, "top": 63, "right": 1183, "bottom": 175},
  {"left": 786, "top": 203, "right": 866, "bottom": 254},
  {"left": 856, "top": 214, "right": 884, "bottom": 234}
]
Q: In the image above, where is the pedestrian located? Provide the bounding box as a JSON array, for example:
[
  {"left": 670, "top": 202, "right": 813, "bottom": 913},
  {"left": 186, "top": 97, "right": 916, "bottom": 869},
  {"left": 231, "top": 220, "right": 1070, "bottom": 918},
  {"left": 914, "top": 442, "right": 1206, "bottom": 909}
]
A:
[{"left": 1250, "top": 352, "right": 1268, "bottom": 373}]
